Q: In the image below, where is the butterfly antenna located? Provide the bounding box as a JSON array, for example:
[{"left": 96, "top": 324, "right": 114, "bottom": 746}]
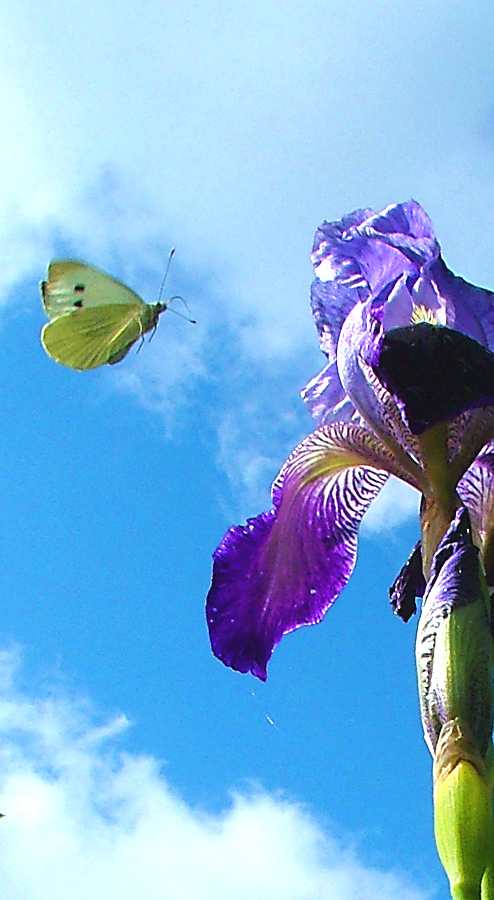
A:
[
  {"left": 157, "top": 247, "right": 176, "bottom": 305},
  {"left": 156, "top": 249, "right": 196, "bottom": 323},
  {"left": 167, "top": 295, "right": 196, "bottom": 324}
]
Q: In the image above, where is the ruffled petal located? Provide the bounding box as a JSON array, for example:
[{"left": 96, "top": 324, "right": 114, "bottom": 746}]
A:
[
  {"left": 447, "top": 410, "right": 494, "bottom": 486},
  {"left": 206, "top": 423, "right": 407, "bottom": 679},
  {"left": 309, "top": 277, "right": 364, "bottom": 366},
  {"left": 311, "top": 207, "right": 375, "bottom": 292},
  {"left": 356, "top": 200, "right": 439, "bottom": 271},
  {"left": 431, "top": 257, "right": 494, "bottom": 350},
  {"left": 300, "top": 361, "right": 357, "bottom": 426},
  {"left": 308, "top": 202, "right": 438, "bottom": 366},
  {"left": 457, "top": 444, "right": 494, "bottom": 538},
  {"left": 313, "top": 201, "right": 438, "bottom": 297},
  {"left": 389, "top": 542, "right": 424, "bottom": 622},
  {"left": 306, "top": 201, "right": 494, "bottom": 435},
  {"left": 457, "top": 442, "right": 494, "bottom": 587},
  {"left": 207, "top": 510, "right": 278, "bottom": 679},
  {"left": 336, "top": 300, "right": 425, "bottom": 486}
]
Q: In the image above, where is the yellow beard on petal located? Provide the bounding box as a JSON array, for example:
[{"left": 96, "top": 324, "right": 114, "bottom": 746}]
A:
[{"left": 410, "top": 304, "right": 439, "bottom": 325}]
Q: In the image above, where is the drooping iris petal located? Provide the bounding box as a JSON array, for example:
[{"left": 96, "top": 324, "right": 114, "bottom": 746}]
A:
[
  {"left": 447, "top": 409, "right": 494, "bottom": 487},
  {"left": 311, "top": 208, "right": 375, "bottom": 294},
  {"left": 458, "top": 442, "right": 494, "bottom": 587},
  {"left": 373, "top": 322, "right": 494, "bottom": 435},
  {"left": 308, "top": 276, "right": 365, "bottom": 366},
  {"left": 431, "top": 256, "right": 494, "bottom": 350},
  {"left": 306, "top": 201, "right": 440, "bottom": 425},
  {"left": 206, "top": 422, "right": 423, "bottom": 679},
  {"left": 389, "top": 541, "right": 424, "bottom": 622},
  {"left": 300, "top": 361, "right": 357, "bottom": 426},
  {"left": 207, "top": 510, "right": 278, "bottom": 680},
  {"left": 416, "top": 508, "right": 493, "bottom": 756},
  {"left": 457, "top": 445, "right": 494, "bottom": 544},
  {"left": 336, "top": 300, "right": 426, "bottom": 485}
]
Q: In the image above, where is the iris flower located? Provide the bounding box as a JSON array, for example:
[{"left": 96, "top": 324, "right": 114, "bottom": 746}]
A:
[{"left": 206, "top": 200, "right": 494, "bottom": 681}]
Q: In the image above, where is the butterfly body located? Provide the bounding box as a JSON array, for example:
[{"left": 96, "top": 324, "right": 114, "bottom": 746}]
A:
[{"left": 40, "top": 261, "right": 169, "bottom": 371}]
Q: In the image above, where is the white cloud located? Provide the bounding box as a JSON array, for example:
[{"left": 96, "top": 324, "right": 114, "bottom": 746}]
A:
[
  {"left": 2, "top": 0, "right": 494, "bottom": 341},
  {"left": 362, "top": 477, "right": 420, "bottom": 534},
  {"left": 109, "top": 306, "right": 211, "bottom": 433},
  {"left": 0, "top": 648, "right": 430, "bottom": 900},
  {"left": 2, "top": 0, "right": 494, "bottom": 508}
]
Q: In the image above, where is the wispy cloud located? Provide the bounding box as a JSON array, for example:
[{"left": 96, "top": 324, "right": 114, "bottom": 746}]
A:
[
  {"left": 4, "top": 0, "right": 494, "bottom": 345},
  {"left": 0, "top": 647, "right": 431, "bottom": 900},
  {"left": 3, "top": 0, "right": 494, "bottom": 525},
  {"left": 362, "top": 477, "right": 420, "bottom": 535}
]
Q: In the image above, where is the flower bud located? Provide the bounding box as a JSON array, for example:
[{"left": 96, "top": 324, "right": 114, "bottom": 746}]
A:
[{"left": 434, "top": 722, "right": 494, "bottom": 900}]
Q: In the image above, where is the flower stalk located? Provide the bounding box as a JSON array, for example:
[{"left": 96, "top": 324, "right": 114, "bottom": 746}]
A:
[
  {"left": 418, "top": 424, "right": 459, "bottom": 577},
  {"left": 416, "top": 509, "right": 494, "bottom": 899}
]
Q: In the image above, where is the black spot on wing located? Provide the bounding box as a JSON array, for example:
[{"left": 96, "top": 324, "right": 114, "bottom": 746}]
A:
[{"left": 73, "top": 283, "right": 86, "bottom": 307}]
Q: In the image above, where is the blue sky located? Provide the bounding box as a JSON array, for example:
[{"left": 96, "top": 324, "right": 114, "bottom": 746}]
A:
[{"left": 0, "top": 1, "right": 493, "bottom": 896}]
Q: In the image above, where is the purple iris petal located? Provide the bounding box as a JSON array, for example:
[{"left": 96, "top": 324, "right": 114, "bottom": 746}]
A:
[
  {"left": 381, "top": 276, "right": 415, "bottom": 331},
  {"left": 373, "top": 322, "right": 494, "bottom": 435},
  {"left": 312, "top": 201, "right": 437, "bottom": 298},
  {"left": 389, "top": 542, "right": 424, "bottom": 622},
  {"left": 305, "top": 200, "right": 439, "bottom": 427},
  {"left": 458, "top": 442, "right": 494, "bottom": 586},
  {"left": 425, "top": 508, "right": 477, "bottom": 593},
  {"left": 309, "top": 277, "right": 364, "bottom": 366},
  {"left": 447, "top": 409, "right": 494, "bottom": 490},
  {"left": 355, "top": 200, "right": 438, "bottom": 272},
  {"left": 300, "top": 361, "right": 357, "bottom": 426},
  {"left": 336, "top": 300, "right": 424, "bottom": 481},
  {"left": 311, "top": 207, "right": 375, "bottom": 290},
  {"left": 431, "top": 257, "right": 494, "bottom": 350},
  {"left": 206, "top": 424, "right": 396, "bottom": 679},
  {"left": 207, "top": 510, "right": 278, "bottom": 680},
  {"left": 417, "top": 508, "right": 492, "bottom": 754},
  {"left": 457, "top": 444, "right": 494, "bottom": 534},
  {"left": 307, "top": 202, "right": 437, "bottom": 392}
]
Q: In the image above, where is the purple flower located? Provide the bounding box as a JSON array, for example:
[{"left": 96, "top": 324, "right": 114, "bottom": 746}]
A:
[{"left": 207, "top": 201, "right": 494, "bottom": 680}]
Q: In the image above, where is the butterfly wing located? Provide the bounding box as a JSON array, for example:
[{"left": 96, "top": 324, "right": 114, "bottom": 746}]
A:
[
  {"left": 41, "top": 303, "right": 157, "bottom": 370},
  {"left": 41, "top": 261, "right": 144, "bottom": 319}
]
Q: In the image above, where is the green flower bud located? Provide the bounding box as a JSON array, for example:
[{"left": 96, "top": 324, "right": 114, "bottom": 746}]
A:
[{"left": 434, "top": 724, "right": 494, "bottom": 900}]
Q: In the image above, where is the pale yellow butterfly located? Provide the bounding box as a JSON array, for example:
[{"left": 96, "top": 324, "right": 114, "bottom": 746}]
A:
[{"left": 40, "top": 254, "right": 184, "bottom": 370}]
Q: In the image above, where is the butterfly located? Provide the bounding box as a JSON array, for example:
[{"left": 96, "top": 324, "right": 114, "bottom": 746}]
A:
[{"left": 41, "top": 258, "right": 178, "bottom": 370}]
